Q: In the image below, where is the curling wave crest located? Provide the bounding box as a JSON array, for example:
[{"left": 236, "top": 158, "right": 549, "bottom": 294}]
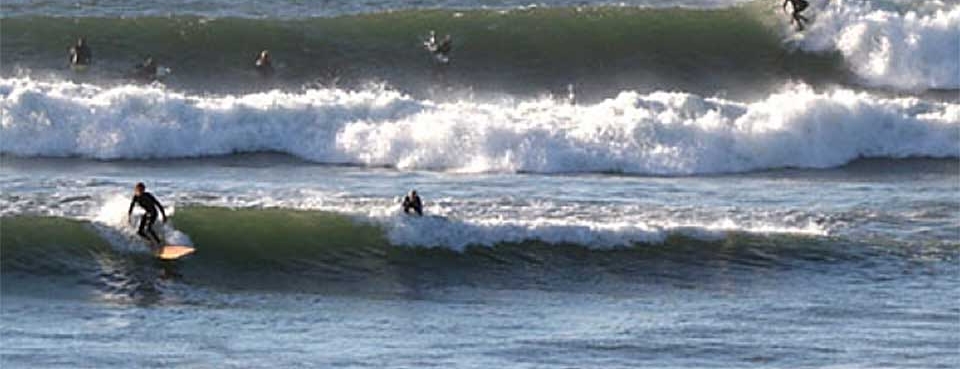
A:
[{"left": 793, "top": 0, "right": 960, "bottom": 90}]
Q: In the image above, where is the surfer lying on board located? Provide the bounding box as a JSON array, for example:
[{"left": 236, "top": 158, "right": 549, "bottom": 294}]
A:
[
  {"left": 68, "top": 37, "right": 92, "bottom": 67},
  {"left": 782, "top": 0, "right": 810, "bottom": 31},
  {"left": 402, "top": 190, "right": 423, "bottom": 216},
  {"left": 128, "top": 182, "right": 167, "bottom": 246}
]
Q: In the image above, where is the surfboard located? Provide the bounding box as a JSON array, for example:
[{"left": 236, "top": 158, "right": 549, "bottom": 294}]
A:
[{"left": 156, "top": 245, "right": 195, "bottom": 260}]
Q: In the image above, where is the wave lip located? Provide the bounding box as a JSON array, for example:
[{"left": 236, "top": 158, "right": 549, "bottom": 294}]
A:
[
  {"left": 1, "top": 77, "right": 958, "bottom": 175},
  {"left": 794, "top": 0, "right": 960, "bottom": 90}
]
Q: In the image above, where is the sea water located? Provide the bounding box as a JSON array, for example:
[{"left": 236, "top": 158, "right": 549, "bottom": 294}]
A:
[{"left": 2, "top": 0, "right": 958, "bottom": 367}]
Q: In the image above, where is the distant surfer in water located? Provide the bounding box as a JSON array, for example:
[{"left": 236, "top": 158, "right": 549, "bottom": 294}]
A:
[
  {"left": 128, "top": 182, "right": 167, "bottom": 247},
  {"left": 68, "top": 37, "right": 92, "bottom": 67},
  {"left": 402, "top": 190, "right": 423, "bottom": 216},
  {"left": 424, "top": 30, "right": 453, "bottom": 65},
  {"left": 133, "top": 56, "right": 159, "bottom": 81},
  {"left": 254, "top": 49, "right": 274, "bottom": 77},
  {"left": 782, "top": 0, "right": 810, "bottom": 31}
]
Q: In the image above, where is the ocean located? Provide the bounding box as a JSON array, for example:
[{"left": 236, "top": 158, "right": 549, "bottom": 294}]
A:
[{"left": 1, "top": 0, "right": 958, "bottom": 367}]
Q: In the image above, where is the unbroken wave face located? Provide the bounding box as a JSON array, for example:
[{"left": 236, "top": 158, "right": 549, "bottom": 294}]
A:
[{"left": 1, "top": 77, "right": 957, "bottom": 174}]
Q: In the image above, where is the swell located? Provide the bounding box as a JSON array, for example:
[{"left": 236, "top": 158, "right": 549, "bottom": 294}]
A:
[
  {"left": 3, "top": 1, "right": 958, "bottom": 94},
  {"left": 0, "top": 6, "right": 844, "bottom": 97},
  {"left": 3, "top": 209, "right": 956, "bottom": 295}
]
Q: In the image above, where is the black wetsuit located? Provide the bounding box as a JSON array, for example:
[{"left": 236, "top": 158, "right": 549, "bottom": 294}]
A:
[
  {"left": 402, "top": 195, "right": 423, "bottom": 216},
  {"left": 71, "top": 44, "right": 92, "bottom": 66},
  {"left": 784, "top": 0, "right": 810, "bottom": 30},
  {"left": 128, "top": 192, "right": 166, "bottom": 244}
]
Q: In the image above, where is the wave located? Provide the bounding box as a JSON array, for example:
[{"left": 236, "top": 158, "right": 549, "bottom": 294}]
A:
[
  {"left": 1, "top": 2, "right": 956, "bottom": 93},
  {"left": 2, "top": 77, "right": 957, "bottom": 174},
  {"left": 0, "top": 6, "right": 829, "bottom": 97},
  {"left": 792, "top": 0, "right": 960, "bottom": 90},
  {"left": 3, "top": 206, "right": 955, "bottom": 294},
  {"left": 1, "top": 0, "right": 753, "bottom": 18}
]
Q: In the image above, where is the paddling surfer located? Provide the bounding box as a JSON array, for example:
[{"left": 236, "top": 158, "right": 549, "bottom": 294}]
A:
[{"left": 128, "top": 182, "right": 167, "bottom": 247}]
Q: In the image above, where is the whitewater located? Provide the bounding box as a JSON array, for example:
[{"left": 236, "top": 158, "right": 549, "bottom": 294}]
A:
[{"left": 2, "top": 78, "right": 957, "bottom": 174}]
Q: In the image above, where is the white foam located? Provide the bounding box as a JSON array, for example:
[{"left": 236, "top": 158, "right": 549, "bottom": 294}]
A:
[
  {"left": 1, "top": 77, "right": 957, "bottom": 175},
  {"left": 790, "top": 0, "right": 960, "bottom": 90}
]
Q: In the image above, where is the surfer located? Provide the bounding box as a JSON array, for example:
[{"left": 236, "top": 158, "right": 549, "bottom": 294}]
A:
[
  {"left": 402, "top": 190, "right": 423, "bottom": 216},
  {"left": 128, "top": 182, "right": 167, "bottom": 246},
  {"left": 424, "top": 30, "right": 452, "bottom": 64},
  {"left": 782, "top": 0, "right": 810, "bottom": 31},
  {"left": 254, "top": 49, "right": 274, "bottom": 77},
  {"left": 68, "top": 37, "right": 92, "bottom": 67},
  {"left": 132, "top": 56, "right": 159, "bottom": 81}
]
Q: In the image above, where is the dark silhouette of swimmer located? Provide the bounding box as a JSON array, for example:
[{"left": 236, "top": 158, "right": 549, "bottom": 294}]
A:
[
  {"left": 69, "top": 37, "right": 92, "bottom": 66},
  {"left": 254, "top": 49, "right": 274, "bottom": 77},
  {"left": 133, "top": 56, "right": 159, "bottom": 81},
  {"left": 128, "top": 182, "right": 167, "bottom": 246},
  {"left": 783, "top": 0, "right": 810, "bottom": 31},
  {"left": 402, "top": 190, "right": 423, "bottom": 216}
]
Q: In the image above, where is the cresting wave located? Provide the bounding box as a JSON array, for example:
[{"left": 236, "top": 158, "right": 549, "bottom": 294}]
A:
[
  {"left": 2, "top": 77, "right": 957, "bottom": 174},
  {"left": 1, "top": 1, "right": 957, "bottom": 92},
  {"left": 793, "top": 0, "right": 960, "bottom": 90},
  {"left": 2, "top": 190, "right": 831, "bottom": 252},
  {"left": 0, "top": 211, "right": 886, "bottom": 295}
]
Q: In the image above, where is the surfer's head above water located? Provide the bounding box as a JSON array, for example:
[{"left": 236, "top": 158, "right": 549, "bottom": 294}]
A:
[
  {"left": 255, "top": 49, "right": 274, "bottom": 77},
  {"left": 134, "top": 182, "right": 145, "bottom": 195}
]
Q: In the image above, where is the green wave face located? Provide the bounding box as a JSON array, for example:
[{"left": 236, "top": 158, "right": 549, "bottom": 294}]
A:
[
  {"left": 7, "top": 205, "right": 956, "bottom": 299},
  {"left": 0, "top": 4, "right": 844, "bottom": 98}
]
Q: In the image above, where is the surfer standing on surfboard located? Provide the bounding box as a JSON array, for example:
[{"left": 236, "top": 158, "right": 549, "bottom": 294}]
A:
[{"left": 128, "top": 182, "right": 167, "bottom": 247}]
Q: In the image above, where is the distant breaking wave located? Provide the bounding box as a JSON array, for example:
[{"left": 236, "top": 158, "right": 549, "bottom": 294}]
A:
[{"left": 2, "top": 77, "right": 956, "bottom": 175}]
